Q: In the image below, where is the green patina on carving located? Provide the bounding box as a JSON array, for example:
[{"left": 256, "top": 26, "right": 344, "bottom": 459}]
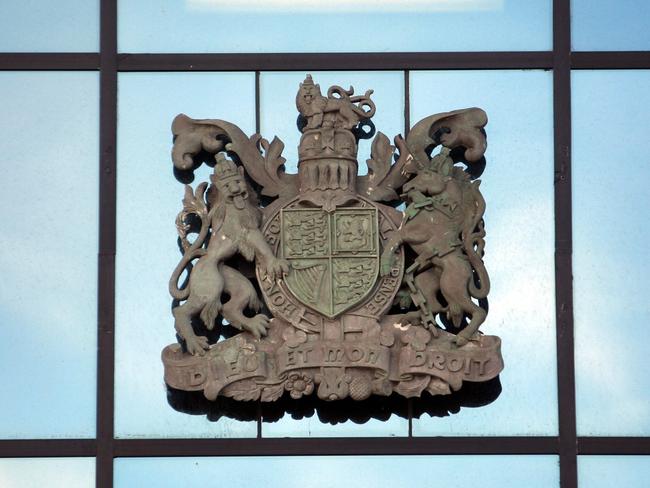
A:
[{"left": 281, "top": 207, "right": 378, "bottom": 317}]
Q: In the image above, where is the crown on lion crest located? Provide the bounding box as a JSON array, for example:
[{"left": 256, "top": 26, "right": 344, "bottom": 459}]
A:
[{"left": 296, "top": 75, "right": 376, "bottom": 192}]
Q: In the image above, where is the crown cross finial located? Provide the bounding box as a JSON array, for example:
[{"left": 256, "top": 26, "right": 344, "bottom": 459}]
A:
[
  {"left": 302, "top": 74, "right": 315, "bottom": 86},
  {"left": 212, "top": 154, "right": 239, "bottom": 181}
]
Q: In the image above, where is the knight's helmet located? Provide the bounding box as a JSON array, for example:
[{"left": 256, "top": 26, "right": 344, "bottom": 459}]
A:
[{"left": 296, "top": 74, "right": 375, "bottom": 193}]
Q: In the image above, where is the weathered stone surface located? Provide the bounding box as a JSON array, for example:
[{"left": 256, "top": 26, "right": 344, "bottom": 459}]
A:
[
  {"left": 163, "top": 317, "right": 502, "bottom": 401},
  {"left": 163, "top": 75, "right": 503, "bottom": 403}
]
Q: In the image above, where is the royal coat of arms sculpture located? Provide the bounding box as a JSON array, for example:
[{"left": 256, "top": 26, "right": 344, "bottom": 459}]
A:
[{"left": 162, "top": 75, "right": 503, "bottom": 403}]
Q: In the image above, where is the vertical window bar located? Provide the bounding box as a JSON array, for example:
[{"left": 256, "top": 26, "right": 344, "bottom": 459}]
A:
[
  {"left": 255, "top": 69, "right": 263, "bottom": 439},
  {"left": 404, "top": 70, "right": 410, "bottom": 138},
  {"left": 97, "top": 0, "right": 118, "bottom": 487},
  {"left": 404, "top": 68, "right": 413, "bottom": 438},
  {"left": 553, "top": 1, "right": 577, "bottom": 487}
]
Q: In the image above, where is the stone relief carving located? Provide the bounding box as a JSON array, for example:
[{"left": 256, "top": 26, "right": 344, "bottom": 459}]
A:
[
  {"left": 169, "top": 154, "right": 289, "bottom": 355},
  {"left": 162, "top": 75, "right": 503, "bottom": 403}
]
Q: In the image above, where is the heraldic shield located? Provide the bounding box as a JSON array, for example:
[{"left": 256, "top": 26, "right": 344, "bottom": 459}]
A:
[
  {"left": 280, "top": 207, "right": 379, "bottom": 318},
  {"left": 162, "top": 74, "right": 503, "bottom": 404}
]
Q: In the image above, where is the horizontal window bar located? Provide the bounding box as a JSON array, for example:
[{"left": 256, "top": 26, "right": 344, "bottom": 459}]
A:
[
  {"left": 116, "top": 52, "right": 553, "bottom": 71},
  {"left": 572, "top": 51, "right": 650, "bottom": 69},
  {"left": 2, "top": 52, "right": 649, "bottom": 71},
  {"left": 2, "top": 437, "right": 649, "bottom": 457},
  {"left": 113, "top": 437, "right": 559, "bottom": 457},
  {"left": 578, "top": 437, "right": 650, "bottom": 455},
  {"left": 0, "top": 53, "right": 100, "bottom": 70},
  {"left": 0, "top": 440, "right": 96, "bottom": 457}
]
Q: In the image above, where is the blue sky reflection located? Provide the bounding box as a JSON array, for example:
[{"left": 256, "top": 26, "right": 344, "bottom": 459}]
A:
[
  {"left": 409, "top": 70, "right": 557, "bottom": 436},
  {"left": 116, "top": 455, "right": 559, "bottom": 488},
  {"left": 0, "top": 72, "right": 98, "bottom": 439},
  {"left": 118, "top": 0, "right": 550, "bottom": 53},
  {"left": 573, "top": 70, "right": 650, "bottom": 436},
  {"left": 115, "top": 72, "right": 258, "bottom": 438}
]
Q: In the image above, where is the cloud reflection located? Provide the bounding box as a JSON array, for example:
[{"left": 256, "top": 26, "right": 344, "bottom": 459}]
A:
[
  {"left": 0, "top": 458, "right": 94, "bottom": 488},
  {"left": 187, "top": 0, "right": 504, "bottom": 13}
]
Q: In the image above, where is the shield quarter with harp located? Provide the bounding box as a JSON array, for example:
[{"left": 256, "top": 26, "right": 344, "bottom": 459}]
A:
[{"left": 281, "top": 207, "right": 379, "bottom": 318}]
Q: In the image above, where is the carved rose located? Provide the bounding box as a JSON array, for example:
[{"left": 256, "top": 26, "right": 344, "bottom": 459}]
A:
[{"left": 284, "top": 372, "right": 314, "bottom": 399}]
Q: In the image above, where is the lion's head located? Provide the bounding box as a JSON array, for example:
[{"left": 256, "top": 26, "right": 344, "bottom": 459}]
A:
[
  {"left": 209, "top": 155, "right": 260, "bottom": 229},
  {"left": 210, "top": 156, "right": 249, "bottom": 208},
  {"left": 296, "top": 76, "right": 327, "bottom": 117}
]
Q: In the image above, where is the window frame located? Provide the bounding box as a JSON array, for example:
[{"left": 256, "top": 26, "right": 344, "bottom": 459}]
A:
[{"left": 1, "top": 1, "right": 649, "bottom": 487}]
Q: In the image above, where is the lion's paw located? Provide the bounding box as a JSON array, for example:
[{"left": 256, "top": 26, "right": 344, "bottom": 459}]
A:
[
  {"left": 185, "top": 335, "right": 210, "bottom": 356},
  {"left": 242, "top": 314, "right": 270, "bottom": 340},
  {"left": 265, "top": 258, "right": 290, "bottom": 281},
  {"left": 453, "top": 334, "right": 472, "bottom": 348}
]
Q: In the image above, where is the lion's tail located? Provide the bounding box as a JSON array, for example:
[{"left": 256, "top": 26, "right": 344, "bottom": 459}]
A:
[
  {"left": 200, "top": 300, "right": 222, "bottom": 331},
  {"left": 169, "top": 248, "right": 206, "bottom": 300},
  {"left": 247, "top": 292, "right": 262, "bottom": 312},
  {"left": 448, "top": 303, "right": 463, "bottom": 328},
  {"left": 463, "top": 181, "right": 490, "bottom": 299}
]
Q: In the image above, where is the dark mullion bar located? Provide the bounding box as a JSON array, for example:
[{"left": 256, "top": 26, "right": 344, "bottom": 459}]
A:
[
  {"left": 404, "top": 69, "right": 413, "bottom": 438},
  {"left": 254, "top": 70, "right": 263, "bottom": 439},
  {"left": 4, "top": 437, "right": 650, "bottom": 459},
  {"left": 578, "top": 438, "right": 650, "bottom": 455},
  {"left": 3, "top": 51, "right": 650, "bottom": 72},
  {"left": 572, "top": 51, "right": 650, "bottom": 69},
  {"left": 0, "top": 440, "right": 96, "bottom": 458},
  {"left": 553, "top": 1, "right": 577, "bottom": 488},
  {"left": 255, "top": 71, "right": 261, "bottom": 135},
  {"left": 117, "top": 52, "right": 553, "bottom": 72},
  {"left": 0, "top": 53, "right": 100, "bottom": 70},
  {"left": 97, "top": 0, "right": 118, "bottom": 487},
  {"left": 114, "top": 437, "right": 558, "bottom": 457},
  {"left": 403, "top": 70, "right": 410, "bottom": 137}
]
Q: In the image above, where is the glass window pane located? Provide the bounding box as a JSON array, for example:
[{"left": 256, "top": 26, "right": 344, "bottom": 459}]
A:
[
  {"left": 573, "top": 70, "right": 650, "bottom": 436},
  {"left": 115, "top": 72, "right": 258, "bottom": 438},
  {"left": 409, "top": 71, "right": 557, "bottom": 436},
  {"left": 261, "top": 395, "right": 409, "bottom": 437},
  {"left": 0, "top": 458, "right": 94, "bottom": 488},
  {"left": 0, "top": 72, "right": 98, "bottom": 439},
  {"left": 0, "top": 0, "right": 98, "bottom": 52},
  {"left": 572, "top": 0, "right": 650, "bottom": 51},
  {"left": 578, "top": 456, "right": 650, "bottom": 488},
  {"left": 259, "top": 71, "right": 408, "bottom": 437},
  {"left": 116, "top": 455, "right": 559, "bottom": 487},
  {"left": 119, "top": 1, "right": 551, "bottom": 53}
]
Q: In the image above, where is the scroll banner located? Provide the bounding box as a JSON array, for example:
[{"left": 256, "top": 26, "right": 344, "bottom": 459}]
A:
[
  {"left": 398, "top": 336, "right": 503, "bottom": 385},
  {"left": 276, "top": 341, "right": 391, "bottom": 378},
  {"left": 163, "top": 338, "right": 269, "bottom": 400},
  {"left": 162, "top": 335, "right": 502, "bottom": 400}
]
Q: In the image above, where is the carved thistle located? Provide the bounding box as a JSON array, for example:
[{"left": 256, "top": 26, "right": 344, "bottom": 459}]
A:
[{"left": 162, "top": 75, "right": 503, "bottom": 403}]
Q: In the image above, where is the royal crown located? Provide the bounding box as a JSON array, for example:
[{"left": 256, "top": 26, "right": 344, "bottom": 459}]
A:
[{"left": 211, "top": 153, "right": 239, "bottom": 181}]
